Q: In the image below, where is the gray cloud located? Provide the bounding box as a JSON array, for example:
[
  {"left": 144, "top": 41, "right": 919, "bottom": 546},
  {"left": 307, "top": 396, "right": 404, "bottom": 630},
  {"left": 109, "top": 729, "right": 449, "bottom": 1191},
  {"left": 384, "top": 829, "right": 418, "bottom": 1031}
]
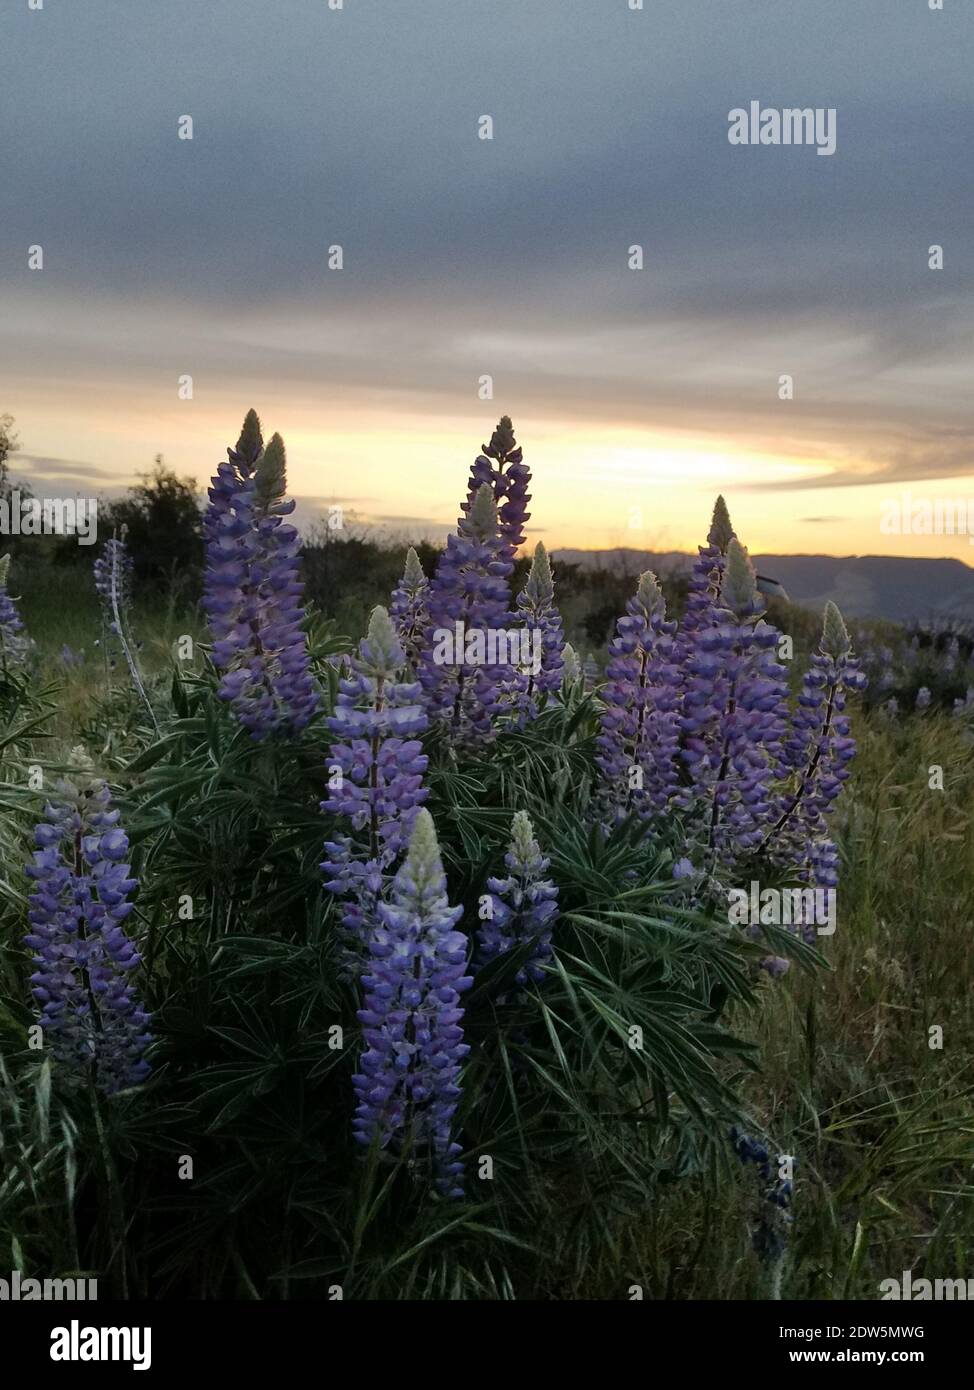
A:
[{"left": 1, "top": 0, "right": 971, "bottom": 496}]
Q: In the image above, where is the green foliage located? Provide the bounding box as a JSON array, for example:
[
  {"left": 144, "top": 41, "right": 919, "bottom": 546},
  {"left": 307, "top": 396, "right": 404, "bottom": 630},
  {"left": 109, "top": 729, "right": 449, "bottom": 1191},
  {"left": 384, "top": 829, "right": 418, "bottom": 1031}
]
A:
[{"left": 1, "top": 531, "right": 971, "bottom": 1301}]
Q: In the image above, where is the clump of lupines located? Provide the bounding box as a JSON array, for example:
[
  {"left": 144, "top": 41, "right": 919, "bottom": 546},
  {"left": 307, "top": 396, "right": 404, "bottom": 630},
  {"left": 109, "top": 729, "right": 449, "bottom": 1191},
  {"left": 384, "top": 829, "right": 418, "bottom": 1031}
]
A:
[
  {"left": 353, "top": 809, "right": 471, "bottom": 1197},
  {"left": 0, "top": 553, "right": 31, "bottom": 670},
  {"left": 460, "top": 415, "right": 530, "bottom": 566},
  {"left": 92, "top": 533, "right": 134, "bottom": 637},
  {"left": 321, "top": 606, "right": 428, "bottom": 956},
  {"left": 510, "top": 542, "right": 564, "bottom": 722},
  {"left": 24, "top": 747, "right": 152, "bottom": 1094},
  {"left": 763, "top": 602, "right": 865, "bottom": 874},
  {"left": 595, "top": 570, "right": 682, "bottom": 823},
  {"left": 476, "top": 811, "right": 559, "bottom": 988},
  {"left": 679, "top": 540, "right": 790, "bottom": 869},
  {"left": 418, "top": 483, "right": 515, "bottom": 746},
  {"left": 389, "top": 546, "right": 430, "bottom": 672},
  {"left": 203, "top": 410, "right": 319, "bottom": 738}
]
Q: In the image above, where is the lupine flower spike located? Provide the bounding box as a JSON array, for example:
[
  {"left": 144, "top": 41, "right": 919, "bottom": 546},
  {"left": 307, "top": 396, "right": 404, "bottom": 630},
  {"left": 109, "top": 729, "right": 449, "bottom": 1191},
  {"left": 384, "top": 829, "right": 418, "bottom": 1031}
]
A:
[
  {"left": 321, "top": 605, "right": 428, "bottom": 962},
  {"left": 389, "top": 546, "right": 430, "bottom": 672},
  {"left": 353, "top": 809, "right": 472, "bottom": 1197},
  {"left": 762, "top": 600, "right": 864, "bottom": 939},
  {"left": 203, "top": 411, "right": 319, "bottom": 738},
  {"left": 511, "top": 542, "right": 564, "bottom": 723},
  {"left": 476, "top": 810, "right": 559, "bottom": 990},
  {"left": 24, "top": 747, "right": 152, "bottom": 1094},
  {"left": 679, "top": 540, "right": 790, "bottom": 870},
  {"left": 595, "top": 571, "right": 682, "bottom": 823},
  {"left": 678, "top": 494, "right": 736, "bottom": 659},
  {"left": 418, "top": 483, "right": 515, "bottom": 746},
  {"left": 93, "top": 534, "right": 134, "bottom": 640},
  {"left": 0, "top": 553, "right": 31, "bottom": 671},
  {"left": 460, "top": 415, "right": 530, "bottom": 565}
]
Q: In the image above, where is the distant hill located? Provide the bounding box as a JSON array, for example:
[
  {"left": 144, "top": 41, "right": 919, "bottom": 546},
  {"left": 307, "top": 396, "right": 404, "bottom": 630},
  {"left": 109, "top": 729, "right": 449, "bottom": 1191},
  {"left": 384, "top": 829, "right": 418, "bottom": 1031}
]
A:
[{"left": 551, "top": 549, "right": 974, "bottom": 624}]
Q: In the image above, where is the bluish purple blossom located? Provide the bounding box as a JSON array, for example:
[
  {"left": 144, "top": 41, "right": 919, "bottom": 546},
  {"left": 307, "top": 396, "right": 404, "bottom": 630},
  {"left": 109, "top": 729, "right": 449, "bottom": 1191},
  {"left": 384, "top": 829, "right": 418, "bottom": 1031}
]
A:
[
  {"left": 93, "top": 535, "right": 134, "bottom": 638},
  {"left": 353, "top": 809, "right": 472, "bottom": 1197},
  {"left": 595, "top": 571, "right": 683, "bottom": 823},
  {"left": 678, "top": 541, "right": 790, "bottom": 868},
  {"left": 389, "top": 546, "right": 430, "bottom": 673},
  {"left": 203, "top": 411, "right": 319, "bottom": 739},
  {"left": 476, "top": 811, "right": 559, "bottom": 988},
  {"left": 510, "top": 543, "right": 564, "bottom": 723},
  {"left": 730, "top": 1126, "right": 796, "bottom": 1265},
  {"left": 24, "top": 748, "right": 151, "bottom": 1094},
  {"left": 460, "top": 416, "right": 530, "bottom": 566},
  {"left": 0, "top": 553, "right": 31, "bottom": 670},
  {"left": 418, "top": 484, "right": 515, "bottom": 746},
  {"left": 676, "top": 495, "right": 736, "bottom": 662},
  {"left": 764, "top": 602, "right": 864, "bottom": 863},
  {"left": 321, "top": 606, "right": 429, "bottom": 960}
]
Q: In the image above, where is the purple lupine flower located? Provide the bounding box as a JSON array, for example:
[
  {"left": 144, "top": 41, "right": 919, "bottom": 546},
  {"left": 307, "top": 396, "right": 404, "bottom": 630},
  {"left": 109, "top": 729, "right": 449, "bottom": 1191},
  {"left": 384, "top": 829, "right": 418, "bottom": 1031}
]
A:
[
  {"left": 24, "top": 748, "right": 151, "bottom": 1094},
  {"left": 915, "top": 686, "right": 931, "bottom": 711},
  {"left": 418, "top": 484, "right": 515, "bottom": 746},
  {"left": 321, "top": 606, "right": 429, "bottom": 961},
  {"left": 672, "top": 856, "right": 696, "bottom": 881},
  {"left": 677, "top": 496, "right": 736, "bottom": 658},
  {"left": 764, "top": 602, "right": 864, "bottom": 863},
  {"left": 460, "top": 416, "right": 530, "bottom": 565},
  {"left": 92, "top": 535, "right": 134, "bottom": 637},
  {"left": 510, "top": 543, "right": 564, "bottom": 723},
  {"left": 595, "top": 571, "right": 683, "bottom": 823},
  {"left": 353, "top": 809, "right": 472, "bottom": 1198},
  {"left": 729, "top": 1126, "right": 796, "bottom": 1265},
  {"left": 780, "top": 837, "right": 841, "bottom": 945},
  {"left": 678, "top": 541, "right": 790, "bottom": 868},
  {"left": 203, "top": 411, "right": 319, "bottom": 739},
  {"left": 476, "top": 810, "right": 559, "bottom": 988},
  {"left": 0, "top": 553, "right": 31, "bottom": 670},
  {"left": 389, "top": 546, "right": 430, "bottom": 672}
]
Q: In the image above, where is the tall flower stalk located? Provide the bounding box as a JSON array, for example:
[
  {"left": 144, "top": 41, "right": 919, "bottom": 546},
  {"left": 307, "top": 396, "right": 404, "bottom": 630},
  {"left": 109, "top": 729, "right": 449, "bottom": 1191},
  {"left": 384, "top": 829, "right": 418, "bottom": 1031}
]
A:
[
  {"left": 353, "top": 809, "right": 471, "bottom": 1197},
  {"left": 97, "top": 531, "right": 158, "bottom": 734},
  {"left": 679, "top": 541, "right": 789, "bottom": 871},
  {"left": 510, "top": 542, "right": 564, "bottom": 724},
  {"left": 418, "top": 484, "right": 515, "bottom": 747},
  {"left": 678, "top": 495, "right": 736, "bottom": 658},
  {"left": 595, "top": 571, "right": 682, "bottom": 823},
  {"left": 321, "top": 606, "right": 428, "bottom": 963},
  {"left": 476, "top": 811, "right": 558, "bottom": 989},
  {"left": 0, "top": 553, "right": 31, "bottom": 673},
  {"left": 389, "top": 546, "right": 430, "bottom": 673},
  {"left": 460, "top": 416, "right": 530, "bottom": 566},
  {"left": 24, "top": 748, "right": 152, "bottom": 1095},
  {"left": 203, "top": 410, "right": 319, "bottom": 739},
  {"left": 764, "top": 601, "right": 864, "bottom": 857}
]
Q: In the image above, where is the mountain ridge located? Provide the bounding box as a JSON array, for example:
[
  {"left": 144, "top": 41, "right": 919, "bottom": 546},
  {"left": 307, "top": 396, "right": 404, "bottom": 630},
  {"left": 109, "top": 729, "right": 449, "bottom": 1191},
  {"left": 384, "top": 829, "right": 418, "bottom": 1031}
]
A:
[{"left": 550, "top": 549, "right": 974, "bottom": 623}]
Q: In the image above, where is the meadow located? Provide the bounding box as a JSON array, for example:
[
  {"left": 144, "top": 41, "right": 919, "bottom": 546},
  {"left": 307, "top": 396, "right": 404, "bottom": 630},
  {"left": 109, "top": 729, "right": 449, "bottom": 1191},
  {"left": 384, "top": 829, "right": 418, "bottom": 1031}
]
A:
[{"left": 0, "top": 414, "right": 971, "bottom": 1301}]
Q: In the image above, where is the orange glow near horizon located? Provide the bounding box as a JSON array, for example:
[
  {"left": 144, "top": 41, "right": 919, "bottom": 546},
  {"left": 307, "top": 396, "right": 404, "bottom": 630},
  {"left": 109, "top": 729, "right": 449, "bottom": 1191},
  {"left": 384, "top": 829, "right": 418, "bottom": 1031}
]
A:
[{"left": 9, "top": 390, "right": 974, "bottom": 565}]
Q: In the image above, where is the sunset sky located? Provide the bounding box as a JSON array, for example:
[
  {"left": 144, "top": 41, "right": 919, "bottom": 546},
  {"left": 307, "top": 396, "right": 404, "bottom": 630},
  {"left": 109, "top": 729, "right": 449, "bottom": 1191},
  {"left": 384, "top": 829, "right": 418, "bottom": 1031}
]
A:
[{"left": 2, "top": 0, "right": 972, "bottom": 560}]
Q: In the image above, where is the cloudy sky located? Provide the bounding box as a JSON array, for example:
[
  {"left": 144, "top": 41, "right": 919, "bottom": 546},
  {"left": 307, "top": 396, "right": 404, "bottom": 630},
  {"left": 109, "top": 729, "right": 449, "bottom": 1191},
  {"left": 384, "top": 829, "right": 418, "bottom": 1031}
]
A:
[{"left": 1, "top": 0, "right": 972, "bottom": 558}]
